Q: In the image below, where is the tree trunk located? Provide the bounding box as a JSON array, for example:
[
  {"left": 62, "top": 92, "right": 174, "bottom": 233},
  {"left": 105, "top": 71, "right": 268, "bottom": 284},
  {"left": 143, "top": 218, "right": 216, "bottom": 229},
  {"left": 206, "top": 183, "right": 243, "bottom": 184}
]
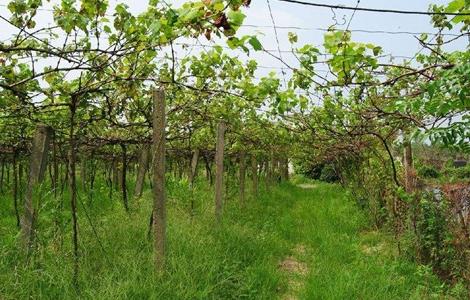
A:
[
  {"left": 89, "top": 155, "right": 97, "bottom": 203},
  {"left": 239, "top": 151, "right": 246, "bottom": 206},
  {"left": 107, "top": 160, "right": 113, "bottom": 199},
  {"left": 52, "top": 133, "right": 59, "bottom": 198},
  {"left": 404, "top": 141, "right": 413, "bottom": 193},
  {"left": 80, "top": 156, "right": 87, "bottom": 191},
  {"left": 177, "top": 160, "right": 184, "bottom": 179},
  {"left": 189, "top": 149, "right": 200, "bottom": 214},
  {"left": 112, "top": 157, "right": 118, "bottom": 191},
  {"left": 0, "top": 157, "right": 4, "bottom": 193},
  {"left": 251, "top": 154, "right": 258, "bottom": 196},
  {"left": 271, "top": 153, "right": 277, "bottom": 183},
  {"left": 13, "top": 150, "right": 20, "bottom": 228},
  {"left": 204, "top": 154, "right": 213, "bottom": 185},
  {"left": 281, "top": 157, "right": 289, "bottom": 181},
  {"left": 20, "top": 124, "right": 52, "bottom": 249},
  {"left": 225, "top": 158, "right": 231, "bottom": 200},
  {"left": 265, "top": 159, "right": 271, "bottom": 191},
  {"left": 215, "top": 121, "right": 226, "bottom": 222},
  {"left": 189, "top": 149, "right": 200, "bottom": 187},
  {"left": 19, "top": 160, "right": 24, "bottom": 197},
  {"left": 6, "top": 159, "right": 11, "bottom": 186},
  {"left": 120, "top": 143, "right": 128, "bottom": 211},
  {"left": 134, "top": 145, "right": 150, "bottom": 198},
  {"left": 152, "top": 88, "right": 167, "bottom": 272},
  {"left": 60, "top": 158, "right": 68, "bottom": 196}
]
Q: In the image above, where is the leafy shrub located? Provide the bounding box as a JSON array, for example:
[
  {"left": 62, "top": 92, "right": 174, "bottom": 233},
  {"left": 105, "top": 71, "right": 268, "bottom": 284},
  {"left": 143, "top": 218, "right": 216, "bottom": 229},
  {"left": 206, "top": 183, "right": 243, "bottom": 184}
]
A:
[
  {"left": 453, "top": 166, "right": 470, "bottom": 179},
  {"left": 415, "top": 192, "right": 458, "bottom": 279},
  {"left": 319, "top": 164, "right": 340, "bottom": 183},
  {"left": 306, "top": 163, "right": 324, "bottom": 180},
  {"left": 443, "top": 165, "right": 470, "bottom": 180},
  {"left": 417, "top": 165, "right": 440, "bottom": 179},
  {"left": 294, "top": 162, "right": 324, "bottom": 180}
]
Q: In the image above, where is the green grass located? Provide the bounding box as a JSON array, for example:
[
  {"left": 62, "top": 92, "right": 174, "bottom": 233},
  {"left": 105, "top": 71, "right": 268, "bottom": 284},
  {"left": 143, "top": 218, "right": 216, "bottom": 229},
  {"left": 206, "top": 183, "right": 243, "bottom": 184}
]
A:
[
  {"left": 288, "top": 183, "right": 457, "bottom": 299},
  {"left": 0, "top": 176, "right": 459, "bottom": 299}
]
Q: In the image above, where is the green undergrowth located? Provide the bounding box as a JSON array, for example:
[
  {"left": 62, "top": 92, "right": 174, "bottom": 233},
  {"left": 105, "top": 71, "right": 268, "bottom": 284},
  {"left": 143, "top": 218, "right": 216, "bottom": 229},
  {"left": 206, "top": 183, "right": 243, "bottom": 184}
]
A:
[
  {"left": 0, "top": 177, "right": 461, "bottom": 299},
  {"left": 0, "top": 176, "right": 287, "bottom": 299},
  {"left": 289, "top": 182, "right": 463, "bottom": 299}
]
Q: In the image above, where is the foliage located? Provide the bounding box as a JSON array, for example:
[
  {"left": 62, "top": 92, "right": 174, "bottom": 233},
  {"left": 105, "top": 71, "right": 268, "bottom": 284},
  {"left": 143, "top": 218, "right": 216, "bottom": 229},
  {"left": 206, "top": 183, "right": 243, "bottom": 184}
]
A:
[
  {"left": 415, "top": 193, "right": 459, "bottom": 279},
  {"left": 0, "top": 177, "right": 460, "bottom": 299},
  {"left": 319, "top": 163, "right": 340, "bottom": 183},
  {"left": 294, "top": 161, "right": 324, "bottom": 180},
  {"left": 0, "top": 176, "right": 284, "bottom": 299},
  {"left": 443, "top": 165, "right": 470, "bottom": 181},
  {"left": 1, "top": 0, "right": 469, "bottom": 295},
  {"left": 417, "top": 165, "right": 441, "bottom": 179}
]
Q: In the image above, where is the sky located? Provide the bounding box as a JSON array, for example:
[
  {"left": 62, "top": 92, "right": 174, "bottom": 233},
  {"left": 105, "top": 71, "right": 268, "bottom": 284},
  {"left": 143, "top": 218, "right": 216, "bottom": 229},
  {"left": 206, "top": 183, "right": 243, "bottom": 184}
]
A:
[{"left": 0, "top": 0, "right": 468, "bottom": 83}]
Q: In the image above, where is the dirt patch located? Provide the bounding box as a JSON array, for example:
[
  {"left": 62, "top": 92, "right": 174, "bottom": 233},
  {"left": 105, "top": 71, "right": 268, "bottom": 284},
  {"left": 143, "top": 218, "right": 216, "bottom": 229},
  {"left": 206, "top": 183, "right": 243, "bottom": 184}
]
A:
[
  {"left": 361, "top": 243, "right": 385, "bottom": 255},
  {"left": 297, "top": 183, "right": 317, "bottom": 189},
  {"left": 278, "top": 244, "right": 309, "bottom": 300},
  {"left": 279, "top": 256, "right": 308, "bottom": 276}
]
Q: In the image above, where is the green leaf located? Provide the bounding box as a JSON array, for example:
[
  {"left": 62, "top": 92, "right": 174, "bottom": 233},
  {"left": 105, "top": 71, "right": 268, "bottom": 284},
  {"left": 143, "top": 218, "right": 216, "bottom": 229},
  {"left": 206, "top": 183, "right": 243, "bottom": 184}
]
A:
[
  {"left": 372, "top": 46, "right": 381, "bottom": 56},
  {"left": 288, "top": 32, "right": 298, "bottom": 44},
  {"left": 214, "top": 2, "right": 224, "bottom": 11},
  {"left": 248, "top": 36, "right": 262, "bottom": 51},
  {"left": 227, "top": 37, "right": 240, "bottom": 49},
  {"left": 446, "top": 0, "right": 464, "bottom": 12},
  {"left": 103, "top": 25, "right": 112, "bottom": 33},
  {"left": 227, "top": 10, "right": 245, "bottom": 27},
  {"left": 150, "top": 20, "right": 161, "bottom": 34}
]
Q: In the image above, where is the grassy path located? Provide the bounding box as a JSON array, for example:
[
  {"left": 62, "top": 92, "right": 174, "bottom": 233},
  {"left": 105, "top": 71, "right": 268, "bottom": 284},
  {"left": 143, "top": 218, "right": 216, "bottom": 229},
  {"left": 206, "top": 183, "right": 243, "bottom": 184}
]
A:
[
  {"left": 267, "top": 181, "right": 448, "bottom": 299},
  {"left": 0, "top": 180, "right": 450, "bottom": 299}
]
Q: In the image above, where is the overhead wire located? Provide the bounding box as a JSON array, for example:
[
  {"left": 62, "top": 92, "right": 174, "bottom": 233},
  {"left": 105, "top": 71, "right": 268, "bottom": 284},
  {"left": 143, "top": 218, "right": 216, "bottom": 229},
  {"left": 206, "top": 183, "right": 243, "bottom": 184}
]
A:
[
  {"left": 276, "top": 0, "right": 470, "bottom": 16},
  {"left": 266, "top": 0, "right": 287, "bottom": 87},
  {"left": 0, "top": 3, "right": 465, "bottom": 39},
  {"left": 0, "top": 1, "right": 464, "bottom": 89},
  {"left": 242, "top": 25, "right": 464, "bottom": 37},
  {"left": 3, "top": 1, "right": 470, "bottom": 16}
]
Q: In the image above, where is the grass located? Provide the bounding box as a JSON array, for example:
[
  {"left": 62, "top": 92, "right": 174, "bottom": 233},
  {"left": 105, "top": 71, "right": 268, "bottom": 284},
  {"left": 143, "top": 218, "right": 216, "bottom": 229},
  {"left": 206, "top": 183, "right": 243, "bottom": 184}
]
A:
[
  {"left": 288, "top": 183, "right": 457, "bottom": 299},
  {"left": 0, "top": 175, "right": 461, "bottom": 299}
]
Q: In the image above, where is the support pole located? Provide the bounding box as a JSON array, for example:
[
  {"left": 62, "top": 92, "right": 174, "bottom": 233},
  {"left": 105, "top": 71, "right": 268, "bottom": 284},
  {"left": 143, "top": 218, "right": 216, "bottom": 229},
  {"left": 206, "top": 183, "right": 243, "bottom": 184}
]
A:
[
  {"left": 152, "top": 88, "right": 167, "bottom": 272},
  {"left": 21, "top": 124, "right": 52, "bottom": 249},
  {"left": 215, "top": 121, "right": 226, "bottom": 222}
]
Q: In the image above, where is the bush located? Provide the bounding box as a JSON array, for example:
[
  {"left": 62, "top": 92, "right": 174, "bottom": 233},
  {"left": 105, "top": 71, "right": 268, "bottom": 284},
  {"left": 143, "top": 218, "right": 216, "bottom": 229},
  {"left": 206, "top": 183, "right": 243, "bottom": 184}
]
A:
[
  {"left": 453, "top": 166, "right": 470, "bottom": 179},
  {"left": 294, "top": 161, "right": 324, "bottom": 180},
  {"left": 417, "top": 165, "right": 440, "bottom": 179},
  {"left": 415, "top": 192, "right": 458, "bottom": 279},
  {"left": 295, "top": 161, "right": 340, "bottom": 183},
  {"left": 444, "top": 165, "right": 470, "bottom": 180},
  {"left": 319, "top": 164, "right": 340, "bottom": 183},
  {"left": 306, "top": 163, "right": 324, "bottom": 180}
]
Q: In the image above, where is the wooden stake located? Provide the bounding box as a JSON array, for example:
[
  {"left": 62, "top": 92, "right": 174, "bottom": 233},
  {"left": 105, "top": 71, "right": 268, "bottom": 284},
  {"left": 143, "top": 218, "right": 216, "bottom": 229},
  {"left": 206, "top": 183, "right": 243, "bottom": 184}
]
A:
[
  {"left": 152, "top": 88, "right": 166, "bottom": 272},
  {"left": 215, "top": 121, "right": 226, "bottom": 222},
  {"left": 21, "top": 124, "right": 52, "bottom": 249}
]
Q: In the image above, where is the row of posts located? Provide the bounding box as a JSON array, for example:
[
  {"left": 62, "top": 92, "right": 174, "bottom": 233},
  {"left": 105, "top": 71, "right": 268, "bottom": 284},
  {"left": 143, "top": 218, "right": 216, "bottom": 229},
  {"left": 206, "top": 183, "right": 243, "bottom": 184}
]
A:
[{"left": 4, "top": 88, "right": 289, "bottom": 273}]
